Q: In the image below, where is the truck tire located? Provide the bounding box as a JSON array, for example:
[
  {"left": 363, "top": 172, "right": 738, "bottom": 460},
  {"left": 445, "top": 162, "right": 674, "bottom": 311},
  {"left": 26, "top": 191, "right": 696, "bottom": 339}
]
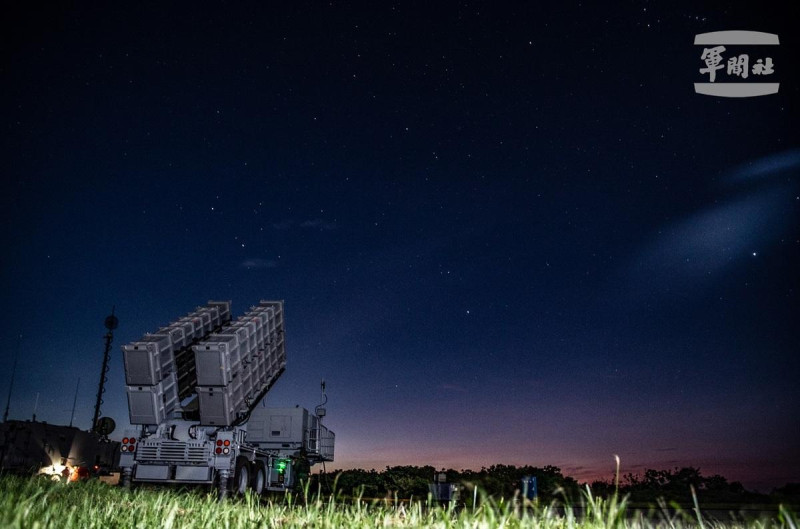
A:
[
  {"left": 234, "top": 458, "right": 250, "bottom": 496},
  {"left": 252, "top": 464, "right": 266, "bottom": 495}
]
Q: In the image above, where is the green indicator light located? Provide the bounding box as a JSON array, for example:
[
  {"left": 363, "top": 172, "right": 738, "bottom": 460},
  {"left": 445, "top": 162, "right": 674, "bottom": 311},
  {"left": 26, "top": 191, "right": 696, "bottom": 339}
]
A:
[{"left": 276, "top": 459, "right": 288, "bottom": 473}]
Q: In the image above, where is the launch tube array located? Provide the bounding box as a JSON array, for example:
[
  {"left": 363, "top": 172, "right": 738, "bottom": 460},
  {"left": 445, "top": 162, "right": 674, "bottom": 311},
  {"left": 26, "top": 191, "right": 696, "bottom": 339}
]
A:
[
  {"left": 195, "top": 301, "right": 286, "bottom": 426},
  {"left": 123, "top": 301, "right": 286, "bottom": 427},
  {"left": 123, "top": 302, "right": 232, "bottom": 425}
]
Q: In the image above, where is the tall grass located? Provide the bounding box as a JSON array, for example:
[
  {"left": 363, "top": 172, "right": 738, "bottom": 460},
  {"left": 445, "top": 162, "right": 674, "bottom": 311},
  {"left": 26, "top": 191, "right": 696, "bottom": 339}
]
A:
[{"left": 0, "top": 475, "right": 795, "bottom": 529}]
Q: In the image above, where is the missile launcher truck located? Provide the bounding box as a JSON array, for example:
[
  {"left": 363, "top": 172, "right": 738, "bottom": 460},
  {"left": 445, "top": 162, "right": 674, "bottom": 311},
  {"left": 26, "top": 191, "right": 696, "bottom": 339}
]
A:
[{"left": 118, "top": 301, "right": 334, "bottom": 498}]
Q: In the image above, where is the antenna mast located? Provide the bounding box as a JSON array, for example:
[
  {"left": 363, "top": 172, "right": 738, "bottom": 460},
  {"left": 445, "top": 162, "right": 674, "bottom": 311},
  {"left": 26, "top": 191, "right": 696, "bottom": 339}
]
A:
[
  {"left": 2, "top": 335, "right": 20, "bottom": 423},
  {"left": 315, "top": 379, "right": 327, "bottom": 423},
  {"left": 69, "top": 378, "right": 80, "bottom": 427},
  {"left": 92, "top": 307, "right": 118, "bottom": 432}
]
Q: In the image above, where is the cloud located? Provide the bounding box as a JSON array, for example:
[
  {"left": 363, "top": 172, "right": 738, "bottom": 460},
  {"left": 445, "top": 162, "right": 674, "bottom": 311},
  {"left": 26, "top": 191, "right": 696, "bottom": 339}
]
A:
[
  {"left": 271, "top": 219, "right": 338, "bottom": 231},
  {"left": 729, "top": 148, "right": 800, "bottom": 183},
  {"left": 625, "top": 149, "right": 799, "bottom": 297},
  {"left": 635, "top": 187, "right": 785, "bottom": 281},
  {"left": 240, "top": 258, "right": 277, "bottom": 270},
  {"left": 300, "top": 219, "right": 337, "bottom": 231}
]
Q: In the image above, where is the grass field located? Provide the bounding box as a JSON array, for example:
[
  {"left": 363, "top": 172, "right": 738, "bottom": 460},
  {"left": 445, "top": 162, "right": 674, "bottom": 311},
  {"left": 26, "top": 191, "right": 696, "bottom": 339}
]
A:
[{"left": 0, "top": 475, "right": 796, "bottom": 529}]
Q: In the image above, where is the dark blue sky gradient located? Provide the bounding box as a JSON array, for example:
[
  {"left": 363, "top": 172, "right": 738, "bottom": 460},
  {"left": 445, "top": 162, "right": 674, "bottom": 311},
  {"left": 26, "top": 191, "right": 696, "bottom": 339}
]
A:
[{"left": 2, "top": 2, "right": 798, "bottom": 490}]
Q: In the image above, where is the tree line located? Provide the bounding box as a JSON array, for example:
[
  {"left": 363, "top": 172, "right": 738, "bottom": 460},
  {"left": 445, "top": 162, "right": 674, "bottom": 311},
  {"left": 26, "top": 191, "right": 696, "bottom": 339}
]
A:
[{"left": 308, "top": 464, "right": 799, "bottom": 505}]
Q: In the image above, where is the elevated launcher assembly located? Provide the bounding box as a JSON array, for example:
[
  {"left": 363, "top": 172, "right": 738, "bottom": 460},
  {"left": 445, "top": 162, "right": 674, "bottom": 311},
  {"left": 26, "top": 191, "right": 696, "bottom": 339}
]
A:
[{"left": 119, "top": 301, "right": 334, "bottom": 497}]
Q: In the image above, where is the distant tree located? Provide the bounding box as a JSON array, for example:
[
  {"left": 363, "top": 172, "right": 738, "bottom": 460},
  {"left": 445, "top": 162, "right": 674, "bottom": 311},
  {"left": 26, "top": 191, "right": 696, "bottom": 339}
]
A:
[
  {"left": 450, "top": 464, "right": 579, "bottom": 501},
  {"left": 589, "top": 479, "right": 616, "bottom": 497},
  {"left": 325, "top": 468, "right": 382, "bottom": 498},
  {"left": 615, "top": 467, "right": 765, "bottom": 504},
  {"left": 772, "top": 483, "right": 800, "bottom": 504},
  {"left": 381, "top": 466, "right": 432, "bottom": 498},
  {"left": 316, "top": 464, "right": 781, "bottom": 505}
]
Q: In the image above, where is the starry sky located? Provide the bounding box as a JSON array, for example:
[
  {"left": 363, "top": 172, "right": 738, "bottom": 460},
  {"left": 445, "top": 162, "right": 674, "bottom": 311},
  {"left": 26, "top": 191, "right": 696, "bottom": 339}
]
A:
[{"left": 2, "top": 2, "right": 798, "bottom": 491}]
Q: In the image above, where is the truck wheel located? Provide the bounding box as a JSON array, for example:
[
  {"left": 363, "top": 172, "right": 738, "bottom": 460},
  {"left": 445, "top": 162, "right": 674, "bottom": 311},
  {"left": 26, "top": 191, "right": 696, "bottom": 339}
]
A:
[
  {"left": 234, "top": 459, "right": 250, "bottom": 496},
  {"left": 252, "top": 465, "right": 265, "bottom": 495}
]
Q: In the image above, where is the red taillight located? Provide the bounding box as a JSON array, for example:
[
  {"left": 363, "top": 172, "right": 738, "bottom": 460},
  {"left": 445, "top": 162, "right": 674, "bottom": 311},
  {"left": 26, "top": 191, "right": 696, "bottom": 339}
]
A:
[
  {"left": 129, "top": 438, "right": 136, "bottom": 444},
  {"left": 128, "top": 445, "right": 135, "bottom": 452},
  {"left": 122, "top": 437, "right": 129, "bottom": 444},
  {"left": 223, "top": 440, "right": 230, "bottom": 447},
  {"left": 216, "top": 440, "right": 223, "bottom": 446},
  {"left": 215, "top": 447, "right": 222, "bottom": 455}
]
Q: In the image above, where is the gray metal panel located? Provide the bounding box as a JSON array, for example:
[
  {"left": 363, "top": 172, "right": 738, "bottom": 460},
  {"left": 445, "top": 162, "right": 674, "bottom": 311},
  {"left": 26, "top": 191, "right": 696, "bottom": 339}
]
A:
[
  {"left": 126, "top": 373, "right": 178, "bottom": 425},
  {"left": 127, "top": 387, "right": 161, "bottom": 424},
  {"left": 194, "top": 347, "right": 223, "bottom": 385},
  {"left": 197, "top": 387, "right": 236, "bottom": 425},
  {"left": 247, "top": 415, "right": 266, "bottom": 441},
  {"left": 194, "top": 339, "right": 238, "bottom": 386},
  {"left": 121, "top": 333, "right": 176, "bottom": 386},
  {"left": 246, "top": 407, "right": 305, "bottom": 444},
  {"left": 134, "top": 464, "right": 170, "bottom": 480},
  {"left": 135, "top": 439, "right": 210, "bottom": 463},
  {"left": 175, "top": 466, "right": 212, "bottom": 481},
  {"left": 123, "top": 344, "right": 160, "bottom": 385}
]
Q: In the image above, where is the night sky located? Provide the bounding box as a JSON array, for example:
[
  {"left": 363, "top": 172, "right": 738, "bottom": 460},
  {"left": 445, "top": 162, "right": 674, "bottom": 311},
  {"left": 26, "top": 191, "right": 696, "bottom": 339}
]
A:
[{"left": 2, "top": 2, "right": 798, "bottom": 491}]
